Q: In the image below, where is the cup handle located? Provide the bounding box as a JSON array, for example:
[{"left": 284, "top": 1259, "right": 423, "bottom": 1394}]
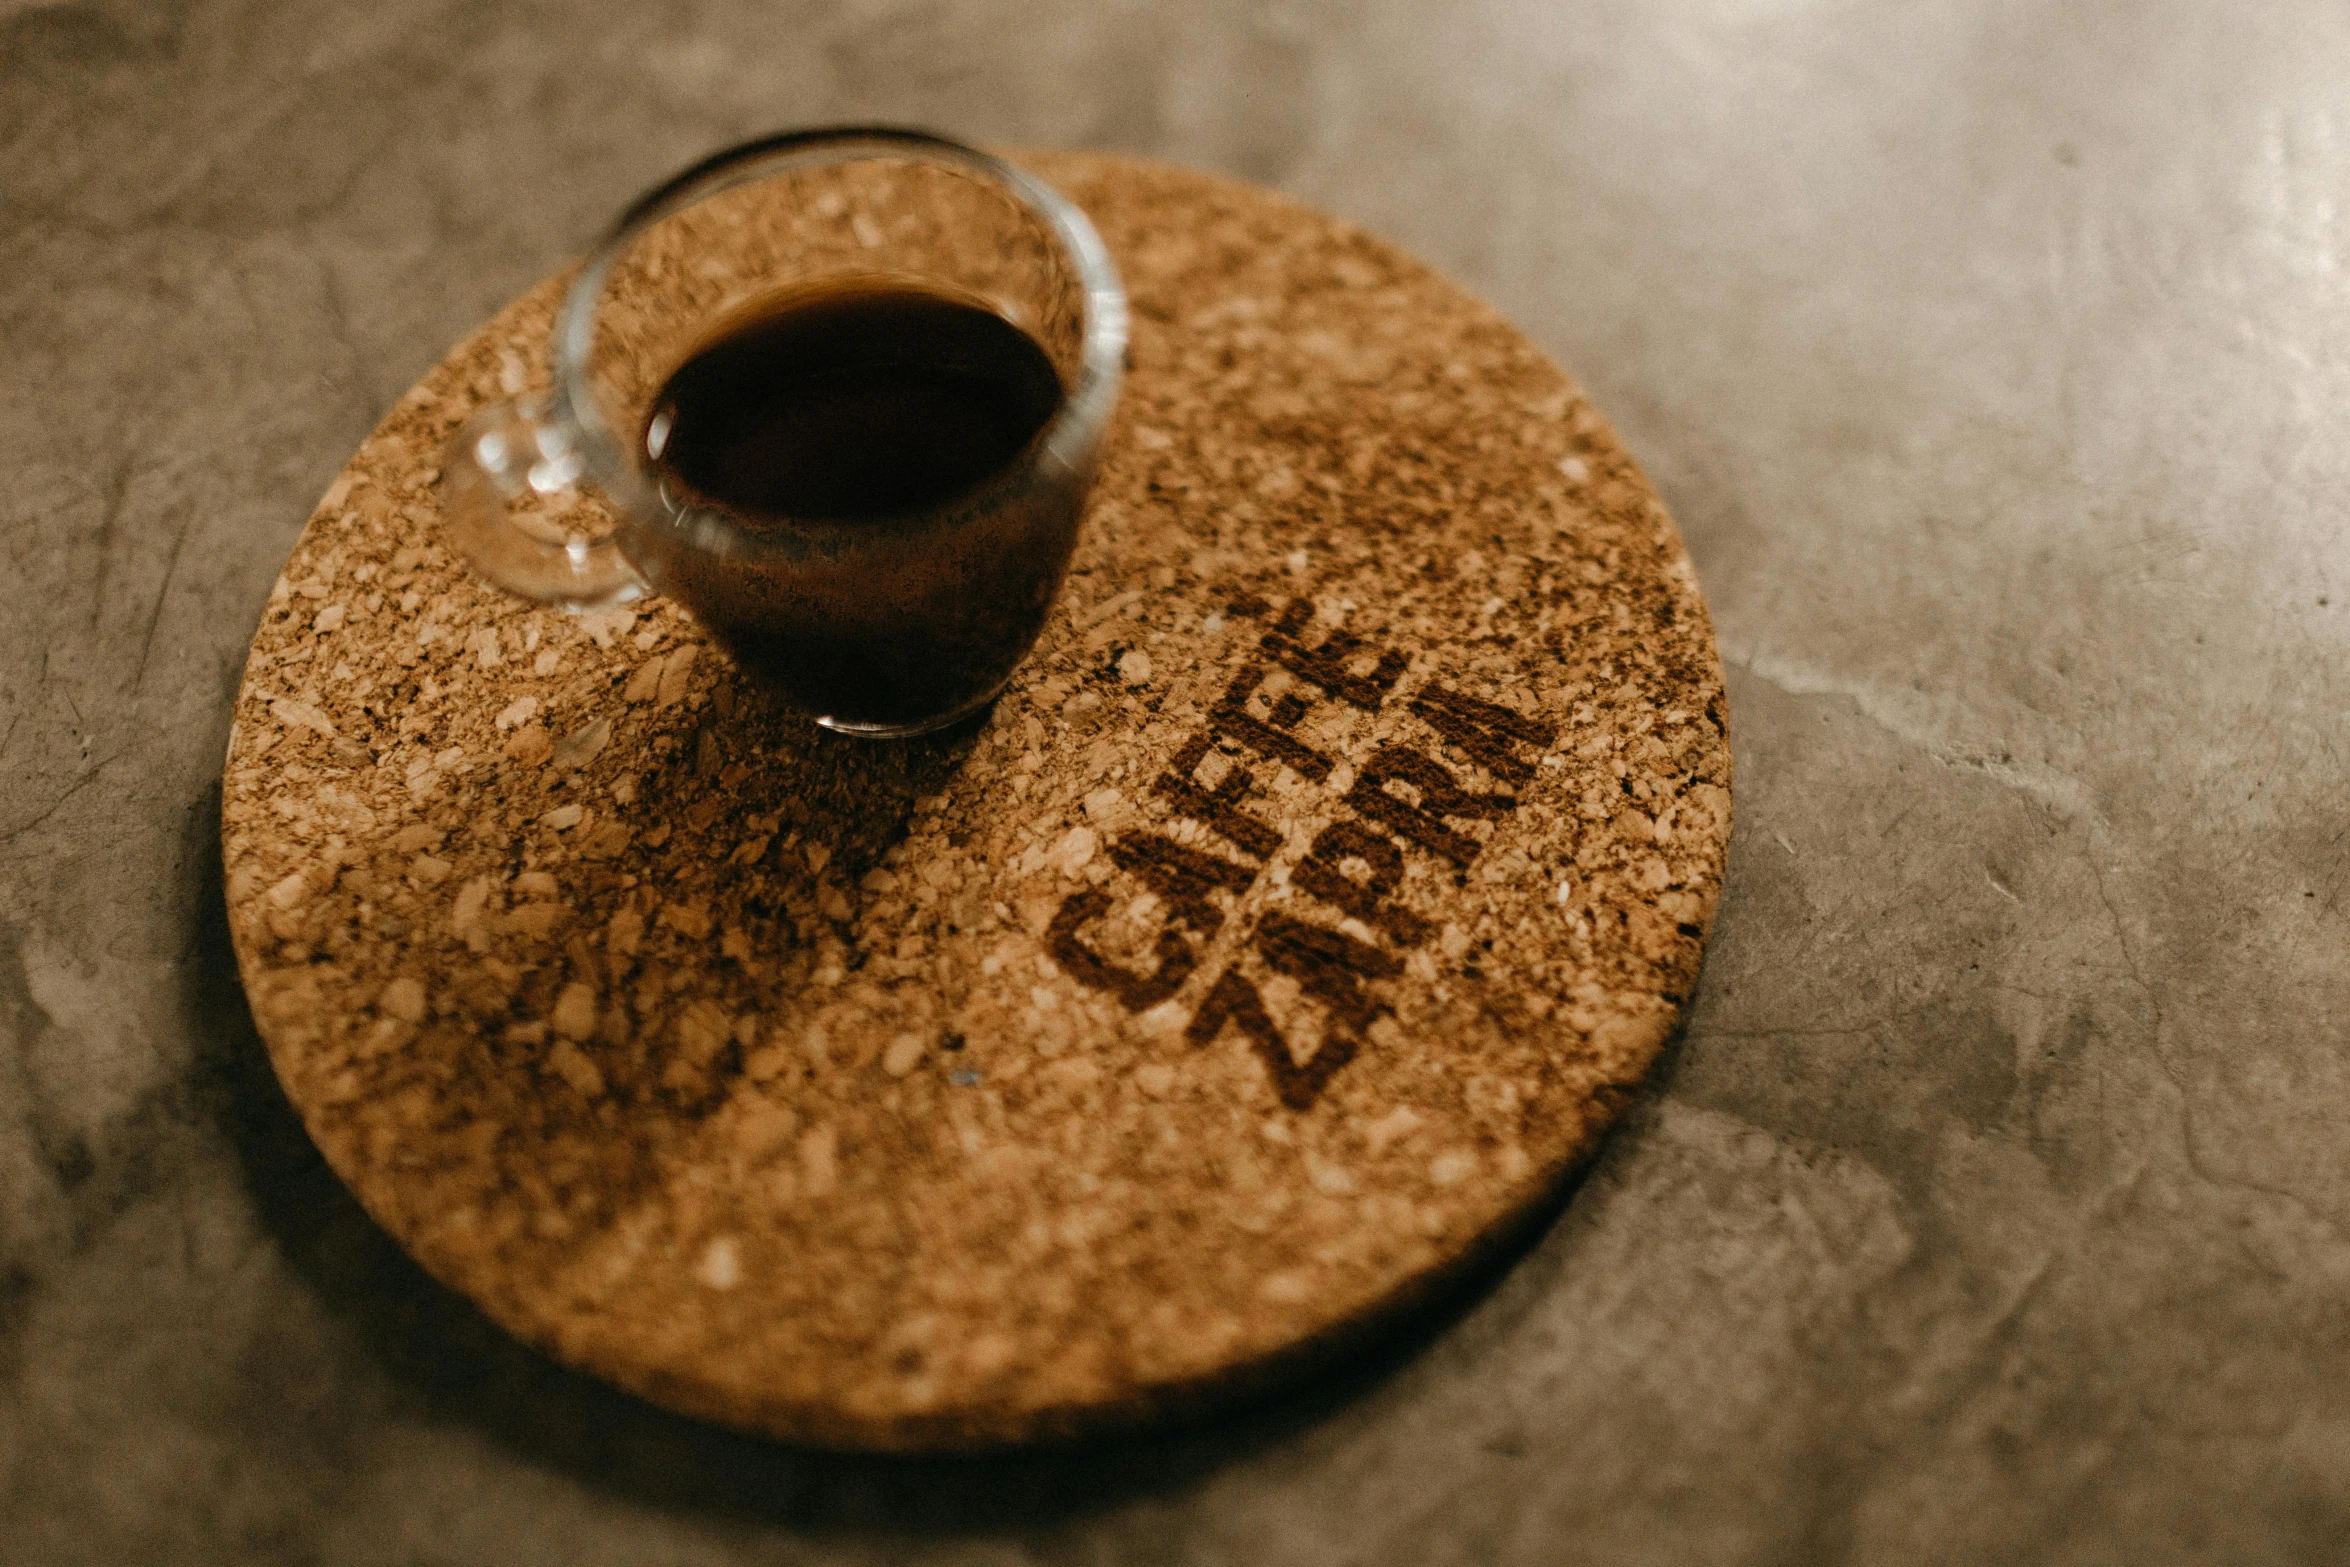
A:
[{"left": 440, "top": 396, "right": 649, "bottom": 606}]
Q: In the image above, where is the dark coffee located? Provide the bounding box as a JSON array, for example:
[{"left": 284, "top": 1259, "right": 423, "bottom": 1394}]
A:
[
  {"left": 634, "top": 279, "right": 1083, "bottom": 732},
  {"left": 645, "top": 280, "right": 1063, "bottom": 523}
]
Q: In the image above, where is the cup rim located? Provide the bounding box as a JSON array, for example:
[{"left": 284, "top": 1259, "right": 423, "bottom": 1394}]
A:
[{"left": 550, "top": 126, "right": 1129, "bottom": 558}]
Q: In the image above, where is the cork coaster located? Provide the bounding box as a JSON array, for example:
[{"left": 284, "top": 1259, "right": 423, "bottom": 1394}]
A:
[{"left": 222, "top": 152, "right": 1731, "bottom": 1450}]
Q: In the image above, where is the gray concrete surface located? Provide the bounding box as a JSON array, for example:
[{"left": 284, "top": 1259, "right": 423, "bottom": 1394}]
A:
[{"left": 6, "top": 0, "right": 2349, "bottom": 1560}]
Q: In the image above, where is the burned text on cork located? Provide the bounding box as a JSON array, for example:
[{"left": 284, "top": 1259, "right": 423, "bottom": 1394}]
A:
[{"left": 1048, "top": 598, "right": 1557, "bottom": 1109}]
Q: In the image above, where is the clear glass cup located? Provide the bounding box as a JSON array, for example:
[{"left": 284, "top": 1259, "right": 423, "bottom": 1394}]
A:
[{"left": 441, "top": 127, "right": 1127, "bottom": 738}]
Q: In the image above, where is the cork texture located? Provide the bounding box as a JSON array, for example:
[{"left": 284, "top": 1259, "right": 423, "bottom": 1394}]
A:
[{"left": 220, "top": 152, "right": 1732, "bottom": 1450}]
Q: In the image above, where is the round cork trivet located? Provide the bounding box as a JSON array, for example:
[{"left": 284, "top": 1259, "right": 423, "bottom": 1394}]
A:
[{"left": 222, "top": 152, "right": 1731, "bottom": 1450}]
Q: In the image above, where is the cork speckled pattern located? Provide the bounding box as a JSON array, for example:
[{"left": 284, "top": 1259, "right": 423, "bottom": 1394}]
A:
[{"left": 221, "top": 152, "right": 1731, "bottom": 1450}]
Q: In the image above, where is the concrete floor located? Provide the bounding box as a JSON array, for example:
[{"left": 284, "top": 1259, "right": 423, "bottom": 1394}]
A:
[{"left": 7, "top": 0, "right": 2349, "bottom": 1560}]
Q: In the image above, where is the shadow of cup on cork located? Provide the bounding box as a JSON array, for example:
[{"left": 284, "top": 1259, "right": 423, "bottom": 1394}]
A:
[
  {"left": 191, "top": 701, "right": 1700, "bottom": 1525},
  {"left": 196, "top": 877, "right": 1604, "bottom": 1539}
]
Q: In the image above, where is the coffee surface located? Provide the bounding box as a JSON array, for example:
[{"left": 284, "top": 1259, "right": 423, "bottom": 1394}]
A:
[{"left": 644, "top": 280, "right": 1063, "bottom": 523}]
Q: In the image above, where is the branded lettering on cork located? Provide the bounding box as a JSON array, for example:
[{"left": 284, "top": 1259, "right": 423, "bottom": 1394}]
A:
[{"left": 1047, "top": 597, "right": 1558, "bottom": 1109}]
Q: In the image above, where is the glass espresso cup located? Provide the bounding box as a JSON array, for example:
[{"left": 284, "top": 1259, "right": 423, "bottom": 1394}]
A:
[{"left": 442, "top": 127, "right": 1127, "bottom": 738}]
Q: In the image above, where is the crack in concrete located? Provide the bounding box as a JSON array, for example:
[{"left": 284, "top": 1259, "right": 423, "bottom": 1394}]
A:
[
  {"left": 1723, "top": 645, "right": 2100, "bottom": 825},
  {"left": 0, "top": 749, "right": 121, "bottom": 853},
  {"left": 130, "top": 505, "right": 194, "bottom": 696},
  {"left": 2085, "top": 843, "right": 2350, "bottom": 1250},
  {"left": 85, "top": 452, "right": 136, "bottom": 631}
]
